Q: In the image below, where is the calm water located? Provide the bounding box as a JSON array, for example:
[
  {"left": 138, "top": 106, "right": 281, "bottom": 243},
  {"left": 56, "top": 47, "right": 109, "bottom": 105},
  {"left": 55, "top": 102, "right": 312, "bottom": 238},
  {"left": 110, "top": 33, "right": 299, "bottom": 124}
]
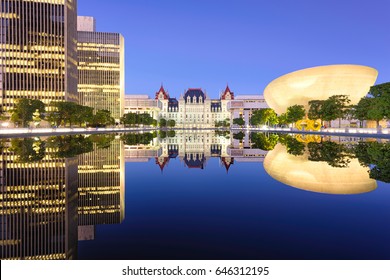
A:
[{"left": 1, "top": 131, "right": 390, "bottom": 260}]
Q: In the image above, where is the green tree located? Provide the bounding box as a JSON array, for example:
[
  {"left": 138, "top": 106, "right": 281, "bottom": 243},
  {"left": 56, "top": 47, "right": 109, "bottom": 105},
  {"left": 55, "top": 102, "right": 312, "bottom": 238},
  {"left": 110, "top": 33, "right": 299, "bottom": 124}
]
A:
[
  {"left": 75, "top": 105, "right": 94, "bottom": 126},
  {"left": 47, "top": 101, "right": 79, "bottom": 127},
  {"left": 251, "top": 133, "right": 279, "bottom": 151},
  {"left": 159, "top": 130, "right": 167, "bottom": 139},
  {"left": 11, "top": 98, "right": 45, "bottom": 127},
  {"left": 233, "top": 131, "right": 245, "bottom": 140},
  {"left": 167, "top": 130, "right": 176, "bottom": 137},
  {"left": 286, "top": 105, "right": 306, "bottom": 126},
  {"left": 250, "top": 109, "right": 278, "bottom": 126},
  {"left": 369, "top": 82, "right": 390, "bottom": 120},
  {"left": 279, "top": 134, "right": 305, "bottom": 156},
  {"left": 308, "top": 141, "right": 353, "bottom": 168},
  {"left": 121, "top": 113, "right": 137, "bottom": 127},
  {"left": 47, "top": 135, "right": 94, "bottom": 158},
  {"left": 159, "top": 118, "right": 167, "bottom": 127},
  {"left": 321, "top": 95, "right": 351, "bottom": 127},
  {"left": 138, "top": 113, "right": 154, "bottom": 125},
  {"left": 233, "top": 117, "right": 245, "bottom": 126},
  {"left": 90, "top": 110, "right": 115, "bottom": 127},
  {"left": 354, "top": 97, "right": 385, "bottom": 127},
  {"left": 121, "top": 133, "right": 156, "bottom": 145},
  {"left": 278, "top": 113, "right": 289, "bottom": 127},
  {"left": 89, "top": 134, "right": 115, "bottom": 149},
  {"left": 10, "top": 138, "right": 46, "bottom": 162},
  {"left": 167, "top": 119, "right": 176, "bottom": 127},
  {"left": 354, "top": 141, "right": 390, "bottom": 183},
  {"left": 308, "top": 100, "right": 325, "bottom": 124}
]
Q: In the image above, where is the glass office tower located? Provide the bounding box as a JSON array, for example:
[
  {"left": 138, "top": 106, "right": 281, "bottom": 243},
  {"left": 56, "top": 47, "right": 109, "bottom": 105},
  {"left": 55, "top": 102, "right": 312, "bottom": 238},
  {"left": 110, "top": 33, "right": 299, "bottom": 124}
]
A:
[
  {"left": 0, "top": 0, "right": 78, "bottom": 113},
  {"left": 77, "top": 16, "right": 124, "bottom": 122}
]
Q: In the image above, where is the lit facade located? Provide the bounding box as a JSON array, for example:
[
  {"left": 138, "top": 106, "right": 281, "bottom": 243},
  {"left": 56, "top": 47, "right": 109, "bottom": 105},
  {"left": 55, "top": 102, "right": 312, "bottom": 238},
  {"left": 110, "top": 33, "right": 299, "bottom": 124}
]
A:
[
  {"left": 77, "top": 138, "right": 125, "bottom": 229},
  {"left": 77, "top": 16, "right": 125, "bottom": 121},
  {"left": 0, "top": 139, "right": 78, "bottom": 260},
  {"left": 123, "top": 131, "right": 267, "bottom": 171},
  {"left": 229, "top": 95, "right": 268, "bottom": 125},
  {"left": 263, "top": 143, "right": 377, "bottom": 194},
  {"left": 124, "top": 94, "right": 162, "bottom": 119},
  {"left": 125, "top": 86, "right": 267, "bottom": 127},
  {"left": 0, "top": 0, "right": 78, "bottom": 113},
  {"left": 264, "top": 64, "right": 378, "bottom": 115}
]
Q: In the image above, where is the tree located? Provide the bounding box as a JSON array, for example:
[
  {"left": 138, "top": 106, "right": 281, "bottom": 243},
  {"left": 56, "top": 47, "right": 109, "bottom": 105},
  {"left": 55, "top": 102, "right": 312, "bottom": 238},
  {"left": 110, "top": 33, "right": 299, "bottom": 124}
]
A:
[
  {"left": 279, "top": 134, "right": 305, "bottom": 156},
  {"left": 369, "top": 82, "right": 390, "bottom": 120},
  {"left": 354, "top": 97, "right": 385, "bottom": 127},
  {"left": 167, "top": 119, "right": 176, "bottom": 128},
  {"left": 10, "top": 138, "right": 46, "bottom": 162},
  {"left": 47, "top": 135, "right": 94, "bottom": 158},
  {"left": 233, "top": 131, "right": 245, "bottom": 140},
  {"left": 167, "top": 130, "right": 176, "bottom": 137},
  {"left": 11, "top": 98, "right": 45, "bottom": 127},
  {"left": 159, "top": 130, "right": 167, "bottom": 139},
  {"left": 308, "top": 100, "right": 325, "bottom": 124},
  {"left": 90, "top": 110, "right": 115, "bottom": 127},
  {"left": 354, "top": 142, "right": 390, "bottom": 183},
  {"left": 74, "top": 105, "right": 94, "bottom": 126},
  {"left": 250, "top": 109, "right": 278, "bottom": 126},
  {"left": 121, "top": 113, "right": 137, "bottom": 127},
  {"left": 159, "top": 118, "right": 167, "bottom": 127},
  {"left": 138, "top": 113, "right": 154, "bottom": 126},
  {"left": 321, "top": 95, "right": 351, "bottom": 127},
  {"left": 121, "top": 133, "right": 156, "bottom": 145},
  {"left": 89, "top": 134, "right": 115, "bottom": 149},
  {"left": 278, "top": 113, "right": 289, "bottom": 127},
  {"left": 286, "top": 105, "right": 306, "bottom": 125},
  {"left": 47, "top": 101, "right": 79, "bottom": 127},
  {"left": 233, "top": 117, "right": 245, "bottom": 127},
  {"left": 308, "top": 141, "right": 353, "bottom": 168},
  {"left": 251, "top": 133, "right": 279, "bottom": 151}
]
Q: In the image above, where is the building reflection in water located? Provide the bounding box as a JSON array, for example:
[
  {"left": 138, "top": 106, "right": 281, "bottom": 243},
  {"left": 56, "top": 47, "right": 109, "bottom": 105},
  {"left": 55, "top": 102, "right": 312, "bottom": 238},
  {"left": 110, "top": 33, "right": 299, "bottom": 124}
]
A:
[
  {"left": 77, "top": 137, "right": 125, "bottom": 241},
  {"left": 0, "top": 132, "right": 387, "bottom": 260},
  {"left": 124, "top": 131, "right": 269, "bottom": 172},
  {"left": 263, "top": 143, "right": 377, "bottom": 194},
  {"left": 0, "top": 138, "right": 78, "bottom": 260}
]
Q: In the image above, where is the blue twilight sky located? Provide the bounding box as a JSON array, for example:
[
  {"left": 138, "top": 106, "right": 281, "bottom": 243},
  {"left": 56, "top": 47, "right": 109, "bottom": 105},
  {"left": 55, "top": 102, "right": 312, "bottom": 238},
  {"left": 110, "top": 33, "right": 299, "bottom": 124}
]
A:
[{"left": 78, "top": 0, "right": 390, "bottom": 99}]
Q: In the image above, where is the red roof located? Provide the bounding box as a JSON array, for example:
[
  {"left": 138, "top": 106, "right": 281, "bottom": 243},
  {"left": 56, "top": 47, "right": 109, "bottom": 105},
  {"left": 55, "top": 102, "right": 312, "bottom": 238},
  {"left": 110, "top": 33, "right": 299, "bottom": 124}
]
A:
[
  {"left": 221, "top": 85, "right": 234, "bottom": 100},
  {"left": 221, "top": 157, "right": 234, "bottom": 173},
  {"left": 155, "top": 157, "right": 169, "bottom": 172},
  {"left": 155, "top": 85, "right": 169, "bottom": 100}
]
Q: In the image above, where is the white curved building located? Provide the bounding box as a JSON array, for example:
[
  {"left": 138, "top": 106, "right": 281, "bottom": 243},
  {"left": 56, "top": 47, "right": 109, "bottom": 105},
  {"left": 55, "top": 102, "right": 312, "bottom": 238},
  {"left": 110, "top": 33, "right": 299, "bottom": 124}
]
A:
[
  {"left": 263, "top": 144, "right": 377, "bottom": 195},
  {"left": 264, "top": 64, "right": 378, "bottom": 114}
]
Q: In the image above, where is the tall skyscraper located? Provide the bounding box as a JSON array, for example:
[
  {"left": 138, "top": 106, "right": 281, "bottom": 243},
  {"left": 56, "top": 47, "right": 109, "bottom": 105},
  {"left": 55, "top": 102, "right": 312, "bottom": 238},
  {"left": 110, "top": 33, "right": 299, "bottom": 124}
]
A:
[
  {"left": 77, "top": 137, "right": 125, "bottom": 230},
  {"left": 0, "top": 0, "right": 78, "bottom": 113},
  {"left": 77, "top": 16, "right": 125, "bottom": 122},
  {"left": 0, "top": 139, "right": 79, "bottom": 260}
]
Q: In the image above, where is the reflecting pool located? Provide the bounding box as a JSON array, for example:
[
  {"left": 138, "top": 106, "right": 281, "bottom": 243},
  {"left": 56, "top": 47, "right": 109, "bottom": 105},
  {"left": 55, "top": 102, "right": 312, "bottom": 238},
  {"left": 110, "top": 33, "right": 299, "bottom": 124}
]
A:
[{"left": 1, "top": 131, "right": 390, "bottom": 260}]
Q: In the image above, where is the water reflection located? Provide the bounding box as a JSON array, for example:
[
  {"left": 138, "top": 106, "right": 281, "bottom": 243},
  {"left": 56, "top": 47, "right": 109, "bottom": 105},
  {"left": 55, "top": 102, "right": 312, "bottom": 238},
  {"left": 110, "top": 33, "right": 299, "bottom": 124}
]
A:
[
  {"left": 264, "top": 143, "right": 377, "bottom": 194},
  {"left": 0, "top": 131, "right": 389, "bottom": 260},
  {"left": 0, "top": 135, "right": 124, "bottom": 259}
]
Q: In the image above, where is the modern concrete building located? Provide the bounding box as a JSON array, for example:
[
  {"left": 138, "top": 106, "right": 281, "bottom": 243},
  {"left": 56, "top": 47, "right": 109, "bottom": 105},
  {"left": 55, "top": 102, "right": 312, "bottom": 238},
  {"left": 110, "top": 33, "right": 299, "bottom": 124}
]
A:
[
  {"left": 264, "top": 64, "right": 378, "bottom": 115},
  {"left": 0, "top": 0, "right": 78, "bottom": 113},
  {"left": 229, "top": 95, "right": 268, "bottom": 125},
  {"left": 124, "top": 94, "right": 162, "bottom": 119},
  {"left": 263, "top": 143, "right": 377, "bottom": 195},
  {"left": 77, "top": 16, "right": 125, "bottom": 122}
]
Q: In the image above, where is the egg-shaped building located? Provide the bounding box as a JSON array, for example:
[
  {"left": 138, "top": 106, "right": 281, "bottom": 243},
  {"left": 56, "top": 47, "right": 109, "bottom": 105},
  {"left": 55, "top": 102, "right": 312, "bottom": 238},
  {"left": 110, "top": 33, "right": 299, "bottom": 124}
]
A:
[
  {"left": 263, "top": 143, "right": 377, "bottom": 195},
  {"left": 264, "top": 65, "right": 378, "bottom": 114}
]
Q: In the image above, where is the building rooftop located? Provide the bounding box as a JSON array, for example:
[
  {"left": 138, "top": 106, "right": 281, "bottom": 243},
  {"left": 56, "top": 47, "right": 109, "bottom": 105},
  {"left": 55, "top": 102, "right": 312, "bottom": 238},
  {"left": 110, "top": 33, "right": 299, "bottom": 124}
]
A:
[
  {"left": 184, "top": 89, "right": 206, "bottom": 103},
  {"left": 235, "top": 95, "right": 265, "bottom": 100},
  {"left": 125, "top": 95, "right": 150, "bottom": 99}
]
